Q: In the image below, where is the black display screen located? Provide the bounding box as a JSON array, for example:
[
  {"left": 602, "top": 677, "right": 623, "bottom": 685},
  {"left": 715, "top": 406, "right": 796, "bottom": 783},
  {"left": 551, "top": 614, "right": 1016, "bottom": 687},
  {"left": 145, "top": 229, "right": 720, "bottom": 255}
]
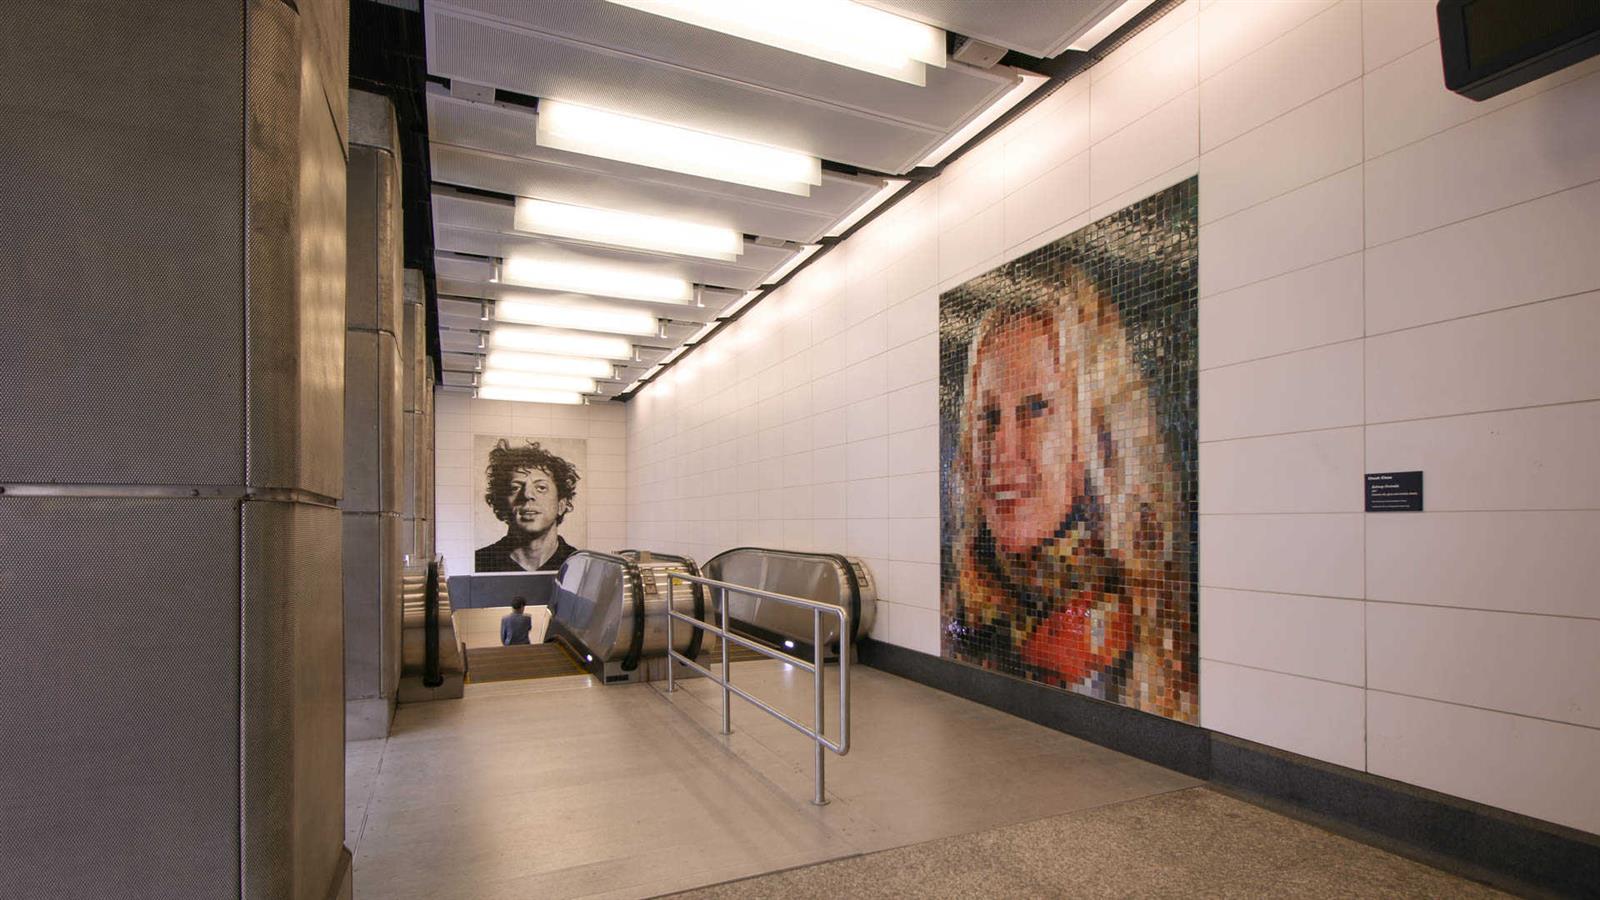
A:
[
  {"left": 1439, "top": 0, "right": 1600, "bottom": 100},
  {"left": 1463, "top": 0, "right": 1597, "bottom": 68}
]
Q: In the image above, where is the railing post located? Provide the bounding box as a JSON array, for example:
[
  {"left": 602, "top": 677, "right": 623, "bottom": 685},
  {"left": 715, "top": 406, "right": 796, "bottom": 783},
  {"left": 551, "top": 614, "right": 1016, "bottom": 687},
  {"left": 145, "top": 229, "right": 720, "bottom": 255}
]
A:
[
  {"left": 812, "top": 608, "right": 826, "bottom": 806},
  {"left": 720, "top": 585, "right": 732, "bottom": 735},
  {"left": 666, "top": 576, "right": 676, "bottom": 693}
]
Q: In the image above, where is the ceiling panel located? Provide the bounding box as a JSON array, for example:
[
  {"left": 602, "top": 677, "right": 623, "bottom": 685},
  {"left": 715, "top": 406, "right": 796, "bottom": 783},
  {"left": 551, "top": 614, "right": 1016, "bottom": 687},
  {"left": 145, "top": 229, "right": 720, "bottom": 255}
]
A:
[
  {"left": 435, "top": 274, "right": 738, "bottom": 321},
  {"left": 862, "top": 0, "right": 1118, "bottom": 59},
  {"left": 434, "top": 224, "right": 777, "bottom": 291},
  {"left": 427, "top": 91, "right": 882, "bottom": 221},
  {"left": 436, "top": 254, "right": 496, "bottom": 282},
  {"left": 427, "top": 3, "right": 957, "bottom": 172},
  {"left": 430, "top": 190, "right": 800, "bottom": 274},
  {"left": 442, "top": 0, "right": 1016, "bottom": 131},
  {"left": 430, "top": 140, "right": 857, "bottom": 244}
]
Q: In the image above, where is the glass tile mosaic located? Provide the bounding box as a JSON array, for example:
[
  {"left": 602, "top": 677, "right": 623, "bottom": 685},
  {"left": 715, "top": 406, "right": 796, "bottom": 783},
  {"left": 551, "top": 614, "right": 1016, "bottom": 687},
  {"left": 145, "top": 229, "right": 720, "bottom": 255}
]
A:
[{"left": 939, "top": 177, "right": 1199, "bottom": 723}]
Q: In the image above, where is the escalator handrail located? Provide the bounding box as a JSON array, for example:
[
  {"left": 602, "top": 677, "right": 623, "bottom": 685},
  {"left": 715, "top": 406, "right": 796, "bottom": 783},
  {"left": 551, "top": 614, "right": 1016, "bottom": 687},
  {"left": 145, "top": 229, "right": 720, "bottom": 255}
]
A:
[
  {"left": 703, "top": 547, "right": 864, "bottom": 643},
  {"left": 423, "top": 559, "right": 443, "bottom": 688}
]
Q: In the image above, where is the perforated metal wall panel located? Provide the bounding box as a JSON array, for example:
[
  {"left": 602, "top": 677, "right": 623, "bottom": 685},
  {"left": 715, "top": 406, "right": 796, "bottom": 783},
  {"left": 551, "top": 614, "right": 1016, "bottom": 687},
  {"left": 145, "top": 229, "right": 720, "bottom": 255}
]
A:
[
  {"left": 0, "top": 497, "right": 241, "bottom": 900},
  {"left": 427, "top": 7, "right": 944, "bottom": 172},
  {"left": 343, "top": 331, "right": 403, "bottom": 514},
  {"left": 0, "top": 0, "right": 245, "bottom": 487},
  {"left": 241, "top": 498, "right": 344, "bottom": 900},
  {"left": 246, "top": 0, "right": 348, "bottom": 500},
  {"left": 343, "top": 513, "right": 400, "bottom": 700},
  {"left": 347, "top": 147, "right": 380, "bottom": 329}
]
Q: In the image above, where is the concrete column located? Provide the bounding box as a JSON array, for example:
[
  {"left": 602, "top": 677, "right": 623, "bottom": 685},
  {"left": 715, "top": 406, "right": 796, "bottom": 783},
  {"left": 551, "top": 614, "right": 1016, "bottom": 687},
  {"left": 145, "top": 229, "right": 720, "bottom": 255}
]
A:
[
  {"left": 0, "top": 2, "right": 352, "bottom": 899},
  {"left": 343, "top": 92, "right": 405, "bottom": 742}
]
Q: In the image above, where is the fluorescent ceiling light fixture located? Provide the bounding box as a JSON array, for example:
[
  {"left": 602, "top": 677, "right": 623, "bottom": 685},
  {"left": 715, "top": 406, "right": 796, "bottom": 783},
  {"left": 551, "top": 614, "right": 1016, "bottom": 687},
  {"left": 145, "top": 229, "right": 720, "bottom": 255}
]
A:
[
  {"left": 484, "top": 350, "right": 614, "bottom": 379},
  {"left": 686, "top": 322, "right": 718, "bottom": 344},
  {"left": 643, "top": 364, "right": 664, "bottom": 379},
  {"left": 537, "top": 99, "right": 822, "bottom": 196},
  {"left": 917, "top": 70, "right": 1050, "bottom": 168},
  {"left": 491, "top": 326, "right": 633, "bottom": 360},
  {"left": 494, "top": 295, "right": 660, "bottom": 336},
  {"left": 660, "top": 345, "right": 687, "bottom": 365},
  {"left": 825, "top": 179, "right": 909, "bottom": 238},
  {"left": 606, "top": 0, "right": 944, "bottom": 86},
  {"left": 476, "top": 386, "right": 584, "bottom": 405},
  {"left": 514, "top": 197, "right": 743, "bottom": 261},
  {"left": 1069, "top": 0, "right": 1157, "bottom": 51},
  {"left": 502, "top": 255, "right": 693, "bottom": 304},
  {"left": 479, "top": 370, "right": 598, "bottom": 394},
  {"left": 717, "top": 289, "right": 763, "bottom": 320},
  {"left": 763, "top": 244, "right": 821, "bottom": 286}
]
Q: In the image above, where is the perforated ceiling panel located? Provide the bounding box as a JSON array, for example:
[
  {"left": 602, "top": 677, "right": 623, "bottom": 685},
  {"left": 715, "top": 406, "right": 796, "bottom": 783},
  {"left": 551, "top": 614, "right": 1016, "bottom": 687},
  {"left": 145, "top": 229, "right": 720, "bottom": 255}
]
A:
[
  {"left": 440, "top": 0, "right": 1015, "bottom": 130},
  {"left": 432, "top": 142, "right": 846, "bottom": 244},
  {"left": 434, "top": 225, "right": 772, "bottom": 291},
  {"left": 863, "top": 0, "right": 1119, "bottom": 59},
  {"left": 427, "top": 5, "right": 951, "bottom": 172},
  {"left": 427, "top": 90, "right": 882, "bottom": 216},
  {"left": 436, "top": 275, "right": 741, "bottom": 318}
]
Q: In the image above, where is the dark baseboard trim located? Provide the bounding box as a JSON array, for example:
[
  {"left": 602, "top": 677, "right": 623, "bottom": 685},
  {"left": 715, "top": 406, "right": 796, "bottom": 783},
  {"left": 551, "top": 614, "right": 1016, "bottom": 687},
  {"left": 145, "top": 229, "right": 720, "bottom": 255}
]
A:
[{"left": 856, "top": 639, "right": 1600, "bottom": 899}]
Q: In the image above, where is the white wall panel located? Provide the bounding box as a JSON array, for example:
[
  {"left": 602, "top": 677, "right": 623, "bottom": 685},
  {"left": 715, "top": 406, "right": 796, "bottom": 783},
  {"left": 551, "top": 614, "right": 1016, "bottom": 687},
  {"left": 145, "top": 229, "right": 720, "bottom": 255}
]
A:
[
  {"left": 1198, "top": 0, "right": 1360, "bottom": 151},
  {"left": 1365, "top": 70, "right": 1600, "bottom": 246},
  {"left": 1365, "top": 292, "right": 1600, "bottom": 423},
  {"left": 1200, "top": 513, "right": 1364, "bottom": 599},
  {"left": 1368, "top": 604, "right": 1600, "bottom": 728},
  {"left": 1201, "top": 587, "right": 1364, "bottom": 686},
  {"left": 1199, "top": 80, "right": 1361, "bottom": 224},
  {"left": 1199, "top": 167, "right": 1363, "bottom": 297},
  {"left": 1365, "top": 402, "right": 1600, "bottom": 511},
  {"left": 1199, "top": 339, "right": 1363, "bottom": 441},
  {"left": 1368, "top": 691, "right": 1600, "bottom": 834},
  {"left": 1367, "top": 511, "right": 1600, "bottom": 619},
  {"left": 1365, "top": 180, "right": 1600, "bottom": 334},
  {"left": 1199, "top": 253, "right": 1363, "bottom": 369},
  {"left": 1359, "top": 0, "right": 1436, "bottom": 72},
  {"left": 1203, "top": 661, "right": 1366, "bottom": 769},
  {"left": 1200, "top": 0, "right": 1336, "bottom": 80},
  {"left": 1200, "top": 427, "right": 1363, "bottom": 514}
]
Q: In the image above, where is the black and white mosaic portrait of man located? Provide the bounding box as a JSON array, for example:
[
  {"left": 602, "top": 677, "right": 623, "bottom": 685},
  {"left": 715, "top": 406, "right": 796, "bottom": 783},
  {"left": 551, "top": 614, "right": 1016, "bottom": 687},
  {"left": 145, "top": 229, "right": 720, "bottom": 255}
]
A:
[{"left": 474, "top": 438, "right": 583, "bottom": 573}]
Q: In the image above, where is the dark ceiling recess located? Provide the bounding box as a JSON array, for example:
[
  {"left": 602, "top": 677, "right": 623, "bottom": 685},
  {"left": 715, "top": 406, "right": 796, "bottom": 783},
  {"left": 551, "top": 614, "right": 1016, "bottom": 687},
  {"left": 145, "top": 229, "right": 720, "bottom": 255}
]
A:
[{"left": 350, "top": 0, "right": 442, "bottom": 380}]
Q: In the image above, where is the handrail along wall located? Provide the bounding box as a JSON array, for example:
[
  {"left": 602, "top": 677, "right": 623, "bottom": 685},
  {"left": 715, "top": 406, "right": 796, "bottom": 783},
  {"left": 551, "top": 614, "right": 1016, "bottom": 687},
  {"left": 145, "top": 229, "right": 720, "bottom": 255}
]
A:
[{"left": 664, "top": 571, "right": 851, "bottom": 806}]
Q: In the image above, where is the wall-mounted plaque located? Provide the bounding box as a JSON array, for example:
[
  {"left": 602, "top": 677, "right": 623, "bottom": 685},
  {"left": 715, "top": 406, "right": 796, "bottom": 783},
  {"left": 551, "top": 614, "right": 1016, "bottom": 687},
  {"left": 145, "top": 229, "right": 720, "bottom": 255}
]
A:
[{"left": 1366, "top": 471, "right": 1424, "bottom": 512}]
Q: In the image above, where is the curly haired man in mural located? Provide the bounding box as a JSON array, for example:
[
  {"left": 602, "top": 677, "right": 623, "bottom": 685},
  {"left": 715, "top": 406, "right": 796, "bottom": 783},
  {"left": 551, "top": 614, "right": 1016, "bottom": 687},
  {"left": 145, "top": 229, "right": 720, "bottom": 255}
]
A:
[
  {"left": 941, "top": 178, "right": 1197, "bottom": 723},
  {"left": 476, "top": 438, "right": 581, "bottom": 574}
]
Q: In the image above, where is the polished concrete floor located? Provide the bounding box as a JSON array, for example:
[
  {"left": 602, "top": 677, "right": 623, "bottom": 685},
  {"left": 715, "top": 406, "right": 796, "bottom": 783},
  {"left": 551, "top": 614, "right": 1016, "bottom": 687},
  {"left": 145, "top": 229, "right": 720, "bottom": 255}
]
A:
[{"left": 346, "top": 660, "right": 1495, "bottom": 899}]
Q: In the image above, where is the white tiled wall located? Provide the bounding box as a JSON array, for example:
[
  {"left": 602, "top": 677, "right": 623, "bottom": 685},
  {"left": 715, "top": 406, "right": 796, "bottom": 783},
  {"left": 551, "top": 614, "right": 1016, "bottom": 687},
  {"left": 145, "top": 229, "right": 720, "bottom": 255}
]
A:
[
  {"left": 624, "top": 0, "right": 1600, "bottom": 835},
  {"left": 434, "top": 392, "right": 627, "bottom": 573}
]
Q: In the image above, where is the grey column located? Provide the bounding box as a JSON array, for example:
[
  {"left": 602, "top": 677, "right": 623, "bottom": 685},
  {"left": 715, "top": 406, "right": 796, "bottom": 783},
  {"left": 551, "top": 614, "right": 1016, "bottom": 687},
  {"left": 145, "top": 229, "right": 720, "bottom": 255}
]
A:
[
  {"left": 0, "top": 2, "right": 352, "bottom": 899},
  {"left": 343, "top": 92, "right": 405, "bottom": 742}
]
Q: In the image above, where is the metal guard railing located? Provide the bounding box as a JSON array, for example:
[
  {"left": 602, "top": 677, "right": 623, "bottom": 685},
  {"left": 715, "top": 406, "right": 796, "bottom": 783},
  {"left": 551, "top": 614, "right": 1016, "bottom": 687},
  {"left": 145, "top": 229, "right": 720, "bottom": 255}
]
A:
[{"left": 665, "top": 571, "right": 851, "bottom": 806}]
